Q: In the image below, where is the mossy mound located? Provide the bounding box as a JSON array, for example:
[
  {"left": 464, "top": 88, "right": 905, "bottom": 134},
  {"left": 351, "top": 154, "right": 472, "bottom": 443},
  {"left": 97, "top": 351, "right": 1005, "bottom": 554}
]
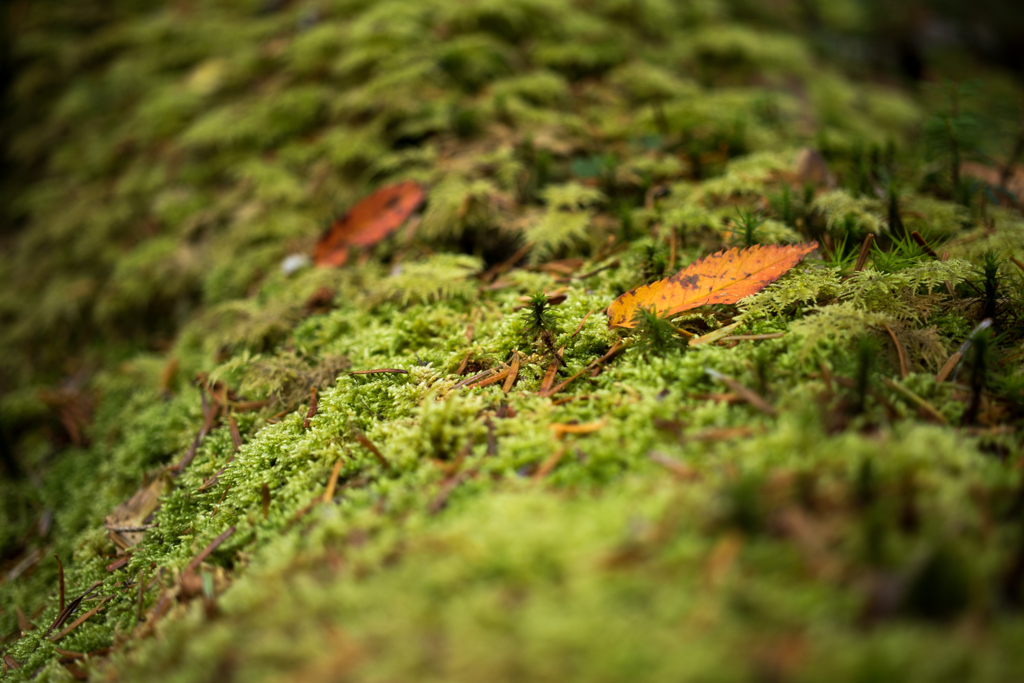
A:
[{"left": 2, "top": 1, "right": 1023, "bottom": 681}]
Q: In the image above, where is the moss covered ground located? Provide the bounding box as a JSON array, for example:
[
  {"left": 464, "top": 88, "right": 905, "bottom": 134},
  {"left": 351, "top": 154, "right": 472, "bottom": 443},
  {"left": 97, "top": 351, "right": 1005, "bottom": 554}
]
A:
[{"left": 2, "top": 0, "right": 1024, "bottom": 680}]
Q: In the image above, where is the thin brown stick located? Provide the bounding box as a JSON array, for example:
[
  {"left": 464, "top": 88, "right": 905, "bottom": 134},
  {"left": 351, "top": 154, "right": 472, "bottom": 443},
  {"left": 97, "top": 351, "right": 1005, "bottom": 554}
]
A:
[
  {"left": 322, "top": 460, "right": 343, "bottom": 504},
  {"left": 46, "top": 580, "right": 103, "bottom": 635},
  {"left": 210, "top": 485, "right": 231, "bottom": 517},
  {"left": 197, "top": 467, "right": 227, "bottom": 492},
  {"left": 882, "top": 323, "right": 909, "bottom": 378},
  {"left": 348, "top": 368, "right": 408, "bottom": 375},
  {"left": 881, "top": 377, "right": 947, "bottom": 424},
  {"left": 648, "top": 451, "right": 698, "bottom": 480},
  {"left": 544, "top": 342, "right": 624, "bottom": 397},
  {"left": 137, "top": 569, "right": 145, "bottom": 624},
  {"left": 466, "top": 367, "right": 511, "bottom": 390},
  {"left": 175, "top": 384, "right": 218, "bottom": 473},
  {"left": 105, "top": 555, "right": 131, "bottom": 572},
  {"left": 717, "top": 333, "right": 785, "bottom": 342},
  {"left": 854, "top": 234, "right": 875, "bottom": 272},
  {"left": 354, "top": 432, "right": 391, "bottom": 470},
  {"left": 453, "top": 367, "right": 496, "bottom": 389},
  {"left": 1010, "top": 255, "right": 1024, "bottom": 276},
  {"left": 106, "top": 524, "right": 157, "bottom": 533},
  {"left": 549, "top": 420, "right": 606, "bottom": 439},
  {"left": 455, "top": 350, "right": 472, "bottom": 375},
  {"left": 533, "top": 446, "right": 568, "bottom": 481},
  {"left": 935, "top": 352, "right": 962, "bottom": 383},
  {"left": 539, "top": 359, "right": 560, "bottom": 394},
  {"left": 228, "top": 414, "right": 242, "bottom": 452},
  {"left": 502, "top": 352, "right": 520, "bottom": 394},
  {"left": 186, "top": 526, "right": 236, "bottom": 573},
  {"left": 261, "top": 483, "right": 270, "bottom": 520},
  {"left": 570, "top": 311, "right": 594, "bottom": 338},
  {"left": 303, "top": 387, "right": 319, "bottom": 429},
  {"left": 15, "top": 606, "right": 33, "bottom": 633},
  {"left": 669, "top": 227, "right": 677, "bottom": 272},
  {"left": 575, "top": 259, "right": 620, "bottom": 280},
  {"left": 49, "top": 598, "right": 110, "bottom": 642},
  {"left": 704, "top": 369, "right": 777, "bottom": 416},
  {"left": 3, "top": 653, "right": 21, "bottom": 670},
  {"left": 428, "top": 468, "right": 476, "bottom": 515},
  {"left": 54, "top": 554, "right": 65, "bottom": 613},
  {"left": 909, "top": 231, "right": 939, "bottom": 259},
  {"left": 481, "top": 241, "right": 532, "bottom": 282}
]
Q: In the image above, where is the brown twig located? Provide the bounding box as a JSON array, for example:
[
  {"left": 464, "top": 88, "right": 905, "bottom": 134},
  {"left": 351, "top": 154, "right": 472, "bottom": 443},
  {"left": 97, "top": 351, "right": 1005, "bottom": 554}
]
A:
[
  {"left": 935, "top": 352, "right": 962, "bottom": 383},
  {"left": 348, "top": 368, "right": 408, "bottom": 375},
  {"left": 1010, "top": 255, "right": 1024, "bottom": 277},
  {"left": 136, "top": 569, "right": 145, "bottom": 624},
  {"left": 539, "top": 358, "right": 560, "bottom": 394},
  {"left": 502, "top": 352, "right": 520, "bottom": 394},
  {"left": 54, "top": 554, "right": 65, "bottom": 613},
  {"left": 322, "top": 460, "right": 343, "bottom": 504},
  {"left": 106, "top": 524, "right": 157, "bottom": 533},
  {"left": 428, "top": 467, "right": 477, "bottom": 515},
  {"left": 49, "top": 597, "right": 111, "bottom": 643},
  {"left": 46, "top": 581, "right": 103, "bottom": 636},
  {"left": 704, "top": 368, "right": 777, "bottom": 416},
  {"left": 570, "top": 311, "right": 594, "bottom": 338},
  {"left": 261, "top": 483, "right": 271, "bottom": 520},
  {"left": 533, "top": 446, "right": 568, "bottom": 481},
  {"left": 228, "top": 414, "right": 242, "bottom": 452},
  {"left": 853, "top": 234, "right": 875, "bottom": 272},
  {"left": 354, "top": 432, "right": 391, "bottom": 470},
  {"left": 175, "top": 383, "right": 218, "bottom": 473},
  {"left": 480, "top": 241, "right": 532, "bottom": 282},
  {"left": 185, "top": 526, "right": 236, "bottom": 573},
  {"left": 543, "top": 342, "right": 624, "bottom": 397},
  {"left": 717, "top": 333, "right": 785, "bottom": 342},
  {"left": 881, "top": 377, "right": 947, "bottom": 424},
  {"left": 648, "top": 451, "right": 698, "bottom": 480},
  {"left": 549, "top": 421, "right": 606, "bottom": 439},
  {"left": 105, "top": 555, "right": 131, "bottom": 572},
  {"left": 882, "top": 323, "right": 909, "bottom": 378},
  {"left": 575, "top": 259, "right": 620, "bottom": 280},
  {"left": 303, "top": 387, "right": 318, "bottom": 429},
  {"left": 465, "top": 367, "right": 511, "bottom": 390},
  {"left": 909, "top": 231, "right": 939, "bottom": 260},
  {"left": 455, "top": 350, "right": 472, "bottom": 375}
]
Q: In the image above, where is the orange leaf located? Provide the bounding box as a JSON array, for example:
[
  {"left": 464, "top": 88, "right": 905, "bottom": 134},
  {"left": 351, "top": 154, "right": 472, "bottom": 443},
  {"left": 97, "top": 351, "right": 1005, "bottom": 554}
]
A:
[
  {"left": 314, "top": 180, "right": 426, "bottom": 268},
  {"left": 607, "top": 242, "right": 818, "bottom": 328}
]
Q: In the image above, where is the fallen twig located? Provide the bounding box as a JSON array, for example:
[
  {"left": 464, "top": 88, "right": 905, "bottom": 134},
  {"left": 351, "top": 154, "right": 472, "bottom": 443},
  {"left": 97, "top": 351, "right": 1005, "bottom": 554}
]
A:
[
  {"left": 50, "top": 597, "right": 111, "bottom": 643},
  {"left": 322, "top": 460, "right": 343, "bottom": 504},
  {"left": 354, "top": 432, "right": 391, "bottom": 470},
  {"left": 185, "top": 526, "right": 236, "bottom": 573},
  {"left": 303, "top": 387, "right": 319, "bottom": 429},
  {"left": 881, "top": 377, "right": 947, "bottom": 424},
  {"left": 882, "top": 323, "right": 909, "bottom": 378},
  {"left": 348, "top": 368, "right": 408, "bottom": 375},
  {"left": 704, "top": 368, "right": 777, "bottom": 416}
]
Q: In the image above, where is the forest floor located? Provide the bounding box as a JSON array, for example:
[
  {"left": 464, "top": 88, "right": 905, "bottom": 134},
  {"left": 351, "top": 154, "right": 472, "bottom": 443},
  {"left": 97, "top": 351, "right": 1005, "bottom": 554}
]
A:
[{"left": 2, "top": 1, "right": 1024, "bottom": 681}]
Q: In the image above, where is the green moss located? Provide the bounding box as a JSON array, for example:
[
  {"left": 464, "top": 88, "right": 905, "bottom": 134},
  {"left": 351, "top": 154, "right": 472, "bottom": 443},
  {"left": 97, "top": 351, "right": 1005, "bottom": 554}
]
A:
[{"left": 3, "top": 0, "right": 1024, "bottom": 680}]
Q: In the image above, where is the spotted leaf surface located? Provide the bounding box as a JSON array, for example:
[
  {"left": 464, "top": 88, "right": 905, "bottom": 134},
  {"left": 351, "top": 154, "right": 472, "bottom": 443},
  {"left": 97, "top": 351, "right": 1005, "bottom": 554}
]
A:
[{"left": 607, "top": 242, "right": 818, "bottom": 328}]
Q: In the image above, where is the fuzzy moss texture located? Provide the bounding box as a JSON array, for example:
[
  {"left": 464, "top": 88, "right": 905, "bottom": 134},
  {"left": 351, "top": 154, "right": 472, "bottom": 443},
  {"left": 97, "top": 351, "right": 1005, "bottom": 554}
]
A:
[{"left": 2, "top": 0, "right": 1024, "bottom": 681}]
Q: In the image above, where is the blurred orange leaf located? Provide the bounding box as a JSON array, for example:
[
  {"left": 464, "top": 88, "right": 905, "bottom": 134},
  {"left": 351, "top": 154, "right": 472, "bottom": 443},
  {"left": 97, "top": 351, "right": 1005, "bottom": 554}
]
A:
[
  {"left": 607, "top": 242, "right": 817, "bottom": 328},
  {"left": 314, "top": 180, "right": 425, "bottom": 267}
]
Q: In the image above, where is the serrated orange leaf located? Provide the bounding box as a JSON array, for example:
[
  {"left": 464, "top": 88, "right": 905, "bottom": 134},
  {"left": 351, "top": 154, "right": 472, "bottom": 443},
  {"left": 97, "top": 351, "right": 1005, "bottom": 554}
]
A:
[
  {"left": 314, "top": 180, "right": 425, "bottom": 268},
  {"left": 607, "top": 242, "right": 818, "bottom": 328}
]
